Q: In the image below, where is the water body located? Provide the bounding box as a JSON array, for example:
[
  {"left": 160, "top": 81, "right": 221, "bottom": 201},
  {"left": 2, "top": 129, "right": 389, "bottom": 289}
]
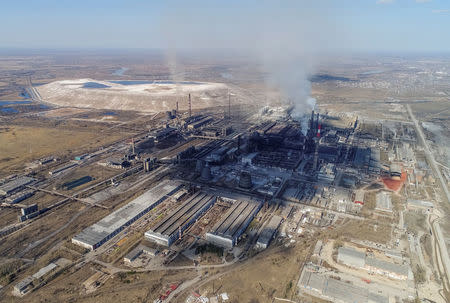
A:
[
  {"left": 1, "top": 108, "right": 19, "bottom": 113},
  {"left": 83, "top": 82, "right": 111, "bottom": 89},
  {"left": 112, "top": 67, "right": 129, "bottom": 76},
  {"left": 110, "top": 80, "right": 153, "bottom": 85},
  {"left": 103, "top": 111, "right": 117, "bottom": 116},
  {"left": 0, "top": 100, "right": 32, "bottom": 106}
]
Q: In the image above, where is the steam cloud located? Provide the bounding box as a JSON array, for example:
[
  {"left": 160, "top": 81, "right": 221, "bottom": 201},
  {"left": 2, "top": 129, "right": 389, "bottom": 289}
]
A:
[{"left": 161, "top": 1, "right": 337, "bottom": 130}]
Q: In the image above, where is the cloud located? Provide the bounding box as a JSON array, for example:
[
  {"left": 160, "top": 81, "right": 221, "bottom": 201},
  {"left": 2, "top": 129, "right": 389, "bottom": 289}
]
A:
[
  {"left": 432, "top": 9, "right": 449, "bottom": 13},
  {"left": 377, "top": 0, "right": 394, "bottom": 4}
]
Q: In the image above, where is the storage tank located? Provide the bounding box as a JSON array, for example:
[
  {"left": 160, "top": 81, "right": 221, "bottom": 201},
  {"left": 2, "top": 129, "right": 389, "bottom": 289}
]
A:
[
  {"left": 239, "top": 171, "right": 252, "bottom": 189},
  {"left": 200, "top": 164, "right": 212, "bottom": 181}
]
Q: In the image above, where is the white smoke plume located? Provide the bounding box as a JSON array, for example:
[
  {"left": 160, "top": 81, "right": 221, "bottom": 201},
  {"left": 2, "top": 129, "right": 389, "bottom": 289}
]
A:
[{"left": 161, "top": 1, "right": 338, "bottom": 130}]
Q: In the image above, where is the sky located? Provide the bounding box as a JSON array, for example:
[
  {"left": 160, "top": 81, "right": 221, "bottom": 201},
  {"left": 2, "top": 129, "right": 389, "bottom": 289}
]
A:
[{"left": 0, "top": 0, "right": 449, "bottom": 53}]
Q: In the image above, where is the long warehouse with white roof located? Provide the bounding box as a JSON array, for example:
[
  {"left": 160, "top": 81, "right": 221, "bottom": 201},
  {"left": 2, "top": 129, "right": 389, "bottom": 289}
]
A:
[{"left": 72, "top": 180, "right": 182, "bottom": 250}]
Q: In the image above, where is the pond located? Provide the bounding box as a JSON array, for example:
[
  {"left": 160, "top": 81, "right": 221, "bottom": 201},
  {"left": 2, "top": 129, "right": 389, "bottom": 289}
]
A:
[{"left": 83, "top": 82, "right": 111, "bottom": 89}]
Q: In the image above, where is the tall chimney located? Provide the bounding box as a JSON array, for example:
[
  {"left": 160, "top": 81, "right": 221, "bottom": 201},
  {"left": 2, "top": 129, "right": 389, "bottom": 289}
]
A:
[
  {"left": 188, "top": 94, "right": 192, "bottom": 117},
  {"left": 228, "top": 92, "right": 231, "bottom": 119}
]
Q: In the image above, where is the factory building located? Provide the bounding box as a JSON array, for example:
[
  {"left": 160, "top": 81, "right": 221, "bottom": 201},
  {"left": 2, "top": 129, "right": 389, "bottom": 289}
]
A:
[
  {"left": 187, "top": 116, "right": 213, "bottom": 130},
  {"left": 5, "top": 189, "right": 35, "bottom": 204},
  {"left": 300, "top": 271, "right": 389, "bottom": 303},
  {"left": 256, "top": 215, "right": 283, "bottom": 249},
  {"left": 149, "top": 127, "right": 177, "bottom": 143},
  {"left": 145, "top": 192, "right": 216, "bottom": 247},
  {"left": 72, "top": 180, "right": 182, "bottom": 250},
  {"left": 124, "top": 245, "right": 158, "bottom": 263},
  {"left": 365, "top": 257, "right": 412, "bottom": 280},
  {"left": 0, "top": 176, "right": 35, "bottom": 196},
  {"left": 317, "top": 163, "right": 336, "bottom": 183},
  {"left": 206, "top": 200, "right": 262, "bottom": 249},
  {"left": 206, "top": 146, "right": 229, "bottom": 163},
  {"left": 337, "top": 246, "right": 412, "bottom": 280}
]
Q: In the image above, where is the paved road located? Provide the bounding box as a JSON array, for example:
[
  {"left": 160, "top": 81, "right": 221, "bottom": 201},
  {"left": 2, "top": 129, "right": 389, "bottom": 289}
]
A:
[
  {"left": 407, "top": 104, "right": 450, "bottom": 299},
  {"left": 406, "top": 104, "right": 449, "bottom": 204}
]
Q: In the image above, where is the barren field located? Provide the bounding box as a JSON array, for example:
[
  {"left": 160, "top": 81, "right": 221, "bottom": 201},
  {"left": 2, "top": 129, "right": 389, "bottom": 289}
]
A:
[
  {"left": 179, "top": 237, "right": 316, "bottom": 303},
  {"left": 0, "top": 125, "right": 124, "bottom": 174}
]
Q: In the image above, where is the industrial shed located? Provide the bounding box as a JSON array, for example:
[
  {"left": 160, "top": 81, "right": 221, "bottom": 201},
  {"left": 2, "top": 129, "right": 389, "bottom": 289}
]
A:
[
  {"left": 365, "top": 257, "right": 412, "bottom": 280},
  {"left": 72, "top": 180, "right": 182, "bottom": 250},
  {"left": 206, "top": 199, "right": 262, "bottom": 249},
  {"left": 145, "top": 192, "right": 216, "bottom": 246},
  {"left": 0, "top": 176, "right": 35, "bottom": 196},
  {"left": 256, "top": 215, "right": 282, "bottom": 249},
  {"left": 337, "top": 246, "right": 366, "bottom": 268}
]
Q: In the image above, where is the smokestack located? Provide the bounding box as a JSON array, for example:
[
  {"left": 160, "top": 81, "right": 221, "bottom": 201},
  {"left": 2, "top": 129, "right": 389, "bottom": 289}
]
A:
[
  {"left": 228, "top": 92, "right": 231, "bottom": 120},
  {"left": 176, "top": 100, "right": 179, "bottom": 112},
  {"left": 316, "top": 113, "right": 320, "bottom": 132},
  {"left": 188, "top": 93, "right": 192, "bottom": 117},
  {"left": 312, "top": 137, "right": 319, "bottom": 171},
  {"left": 132, "top": 138, "right": 135, "bottom": 154}
]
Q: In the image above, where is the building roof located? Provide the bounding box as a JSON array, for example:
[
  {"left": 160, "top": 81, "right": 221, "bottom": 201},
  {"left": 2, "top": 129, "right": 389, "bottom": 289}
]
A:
[
  {"left": 365, "top": 257, "right": 410, "bottom": 277},
  {"left": 337, "top": 246, "right": 366, "bottom": 267},
  {"left": 209, "top": 200, "right": 260, "bottom": 240},
  {"left": 0, "top": 176, "right": 35, "bottom": 195},
  {"left": 32, "top": 263, "right": 57, "bottom": 279},
  {"left": 256, "top": 215, "right": 282, "bottom": 247},
  {"left": 72, "top": 180, "right": 181, "bottom": 247}
]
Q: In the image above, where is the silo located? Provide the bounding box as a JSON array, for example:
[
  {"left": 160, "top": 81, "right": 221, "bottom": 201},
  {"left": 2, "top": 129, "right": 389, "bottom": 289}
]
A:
[{"left": 239, "top": 171, "right": 252, "bottom": 189}]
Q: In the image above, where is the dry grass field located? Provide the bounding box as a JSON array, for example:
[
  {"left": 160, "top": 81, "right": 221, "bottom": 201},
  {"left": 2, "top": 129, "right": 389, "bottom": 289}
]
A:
[
  {"left": 180, "top": 237, "right": 316, "bottom": 303},
  {"left": 0, "top": 125, "right": 124, "bottom": 174}
]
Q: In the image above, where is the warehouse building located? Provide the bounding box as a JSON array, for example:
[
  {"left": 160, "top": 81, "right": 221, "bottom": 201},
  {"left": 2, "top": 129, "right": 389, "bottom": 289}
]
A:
[
  {"left": 5, "top": 189, "right": 35, "bottom": 204},
  {"left": 206, "top": 199, "right": 262, "bottom": 249},
  {"left": 145, "top": 192, "right": 216, "bottom": 246},
  {"left": 0, "top": 176, "right": 35, "bottom": 196},
  {"left": 187, "top": 116, "right": 213, "bottom": 130},
  {"left": 338, "top": 246, "right": 412, "bottom": 280},
  {"left": 256, "top": 215, "right": 283, "bottom": 249},
  {"left": 72, "top": 180, "right": 182, "bottom": 250},
  {"left": 337, "top": 246, "right": 366, "bottom": 268},
  {"left": 124, "top": 245, "right": 158, "bottom": 263},
  {"left": 365, "top": 257, "right": 412, "bottom": 280},
  {"left": 300, "top": 270, "right": 389, "bottom": 303}
]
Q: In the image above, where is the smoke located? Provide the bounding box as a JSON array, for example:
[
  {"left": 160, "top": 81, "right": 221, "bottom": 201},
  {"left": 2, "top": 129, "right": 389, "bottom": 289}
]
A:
[{"left": 160, "top": 1, "right": 338, "bottom": 129}]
